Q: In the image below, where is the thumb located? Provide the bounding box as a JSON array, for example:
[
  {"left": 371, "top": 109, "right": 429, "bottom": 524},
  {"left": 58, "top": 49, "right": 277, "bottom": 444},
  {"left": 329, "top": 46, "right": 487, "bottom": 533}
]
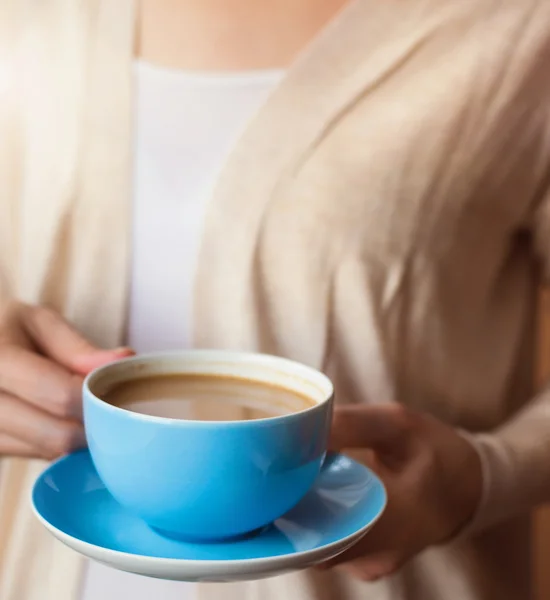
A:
[
  {"left": 330, "top": 404, "right": 412, "bottom": 454},
  {"left": 21, "top": 305, "right": 135, "bottom": 374}
]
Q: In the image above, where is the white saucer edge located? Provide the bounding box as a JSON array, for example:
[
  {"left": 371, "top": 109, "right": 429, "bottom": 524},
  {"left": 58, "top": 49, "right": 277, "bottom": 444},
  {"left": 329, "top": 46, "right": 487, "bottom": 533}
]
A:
[{"left": 30, "top": 493, "right": 386, "bottom": 582}]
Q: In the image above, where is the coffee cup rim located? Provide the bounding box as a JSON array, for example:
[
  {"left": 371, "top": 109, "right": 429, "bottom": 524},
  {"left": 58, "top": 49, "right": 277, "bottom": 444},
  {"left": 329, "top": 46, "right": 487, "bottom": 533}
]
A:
[{"left": 83, "top": 350, "right": 334, "bottom": 427}]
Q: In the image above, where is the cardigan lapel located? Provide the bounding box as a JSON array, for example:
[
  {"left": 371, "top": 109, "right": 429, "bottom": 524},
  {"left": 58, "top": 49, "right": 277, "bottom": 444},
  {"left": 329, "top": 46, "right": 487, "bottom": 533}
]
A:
[
  {"left": 65, "top": 0, "right": 136, "bottom": 347},
  {"left": 0, "top": 5, "right": 135, "bottom": 600},
  {"left": 0, "top": 0, "right": 20, "bottom": 301},
  {"left": 194, "top": 0, "right": 445, "bottom": 355},
  {"left": 16, "top": 0, "right": 135, "bottom": 351},
  {"left": 16, "top": 0, "right": 91, "bottom": 306}
]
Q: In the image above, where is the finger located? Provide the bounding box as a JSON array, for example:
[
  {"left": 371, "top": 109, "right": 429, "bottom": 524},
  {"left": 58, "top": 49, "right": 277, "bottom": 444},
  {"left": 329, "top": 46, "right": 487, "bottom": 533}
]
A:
[
  {"left": 0, "top": 391, "right": 85, "bottom": 459},
  {"left": 329, "top": 404, "right": 411, "bottom": 452},
  {"left": 323, "top": 534, "right": 378, "bottom": 567},
  {"left": 344, "top": 448, "right": 378, "bottom": 470},
  {"left": 337, "top": 554, "right": 400, "bottom": 582},
  {"left": 322, "top": 523, "right": 387, "bottom": 569},
  {"left": 0, "top": 433, "right": 40, "bottom": 458},
  {"left": 19, "top": 304, "right": 134, "bottom": 374},
  {"left": 0, "top": 345, "right": 84, "bottom": 419},
  {"left": 69, "top": 348, "right": 135, "bottom": 376},
  {"left": 320, "top": 525, "right": 401, "bottom": 578}
]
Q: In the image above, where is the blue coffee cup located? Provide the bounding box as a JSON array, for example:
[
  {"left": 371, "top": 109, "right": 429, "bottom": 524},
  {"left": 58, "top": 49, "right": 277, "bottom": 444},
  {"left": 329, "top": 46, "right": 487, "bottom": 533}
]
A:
[{"left": 83, "top": 350, "right": 334, "bottom": 541}]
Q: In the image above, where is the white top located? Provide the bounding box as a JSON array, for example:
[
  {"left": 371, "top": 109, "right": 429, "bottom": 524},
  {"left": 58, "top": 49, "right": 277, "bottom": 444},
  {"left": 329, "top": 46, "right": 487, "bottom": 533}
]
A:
[{"left": 80, "top": 61, "right": 283, "bottom": 600}]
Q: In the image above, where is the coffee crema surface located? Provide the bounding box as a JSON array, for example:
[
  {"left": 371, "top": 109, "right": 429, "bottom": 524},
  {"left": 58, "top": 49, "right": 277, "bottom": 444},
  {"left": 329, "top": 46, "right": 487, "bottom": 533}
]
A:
[{"left": 101, "top": 373, "right": 317, "bottom": 421}]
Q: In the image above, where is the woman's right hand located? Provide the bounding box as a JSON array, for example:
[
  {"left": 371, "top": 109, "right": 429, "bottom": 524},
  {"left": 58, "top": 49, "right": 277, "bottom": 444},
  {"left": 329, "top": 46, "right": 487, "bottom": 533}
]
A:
[{"left": 0, "top": 302, "right": 134, "bottom": 459}]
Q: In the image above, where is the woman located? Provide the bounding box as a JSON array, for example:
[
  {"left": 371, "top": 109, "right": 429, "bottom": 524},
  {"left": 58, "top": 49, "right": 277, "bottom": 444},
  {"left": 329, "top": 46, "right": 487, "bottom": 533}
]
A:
[{"left": 1, "top": 0, "right": 549, "bottom": 599}]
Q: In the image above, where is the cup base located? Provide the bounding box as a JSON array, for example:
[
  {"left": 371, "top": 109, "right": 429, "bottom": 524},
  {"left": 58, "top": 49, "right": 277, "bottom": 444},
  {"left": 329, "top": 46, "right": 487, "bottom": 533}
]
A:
[{"left": 151, "top": 524, "right": 271, "bottom": 544}]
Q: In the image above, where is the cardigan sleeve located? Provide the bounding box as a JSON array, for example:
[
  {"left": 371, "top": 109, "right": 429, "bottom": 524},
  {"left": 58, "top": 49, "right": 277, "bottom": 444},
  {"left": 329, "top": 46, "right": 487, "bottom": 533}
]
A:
[
  {"left": 460, "top": 192, "right": 550, "bottom": 533},
  {"left": 462, "top": 390, "right": 550, "bottom": 532}
]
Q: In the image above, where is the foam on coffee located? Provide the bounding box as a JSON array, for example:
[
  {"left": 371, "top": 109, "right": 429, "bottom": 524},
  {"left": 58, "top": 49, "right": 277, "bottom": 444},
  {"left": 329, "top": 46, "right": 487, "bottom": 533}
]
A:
[{"left": 101, "top": 373, "right": 317, "bottom": 421}]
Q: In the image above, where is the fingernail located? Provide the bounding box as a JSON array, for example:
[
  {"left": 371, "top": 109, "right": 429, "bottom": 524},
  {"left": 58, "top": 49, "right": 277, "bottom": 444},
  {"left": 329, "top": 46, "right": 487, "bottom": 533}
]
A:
[{"left": 112, "top": 347, "right": 135, "bottom": 356}]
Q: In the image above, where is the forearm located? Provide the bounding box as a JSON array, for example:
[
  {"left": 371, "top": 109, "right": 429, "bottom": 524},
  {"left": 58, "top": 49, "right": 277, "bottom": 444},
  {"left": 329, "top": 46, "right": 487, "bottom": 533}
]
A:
[{"left": 463, "top": 387, "right": 550, "bottom": 533}]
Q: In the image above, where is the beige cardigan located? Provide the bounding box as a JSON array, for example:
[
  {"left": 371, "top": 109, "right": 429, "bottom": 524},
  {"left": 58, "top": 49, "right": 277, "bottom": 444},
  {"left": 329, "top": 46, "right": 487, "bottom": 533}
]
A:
[{"left": 2, "top": 1, "right": 550, "bottom": 599}]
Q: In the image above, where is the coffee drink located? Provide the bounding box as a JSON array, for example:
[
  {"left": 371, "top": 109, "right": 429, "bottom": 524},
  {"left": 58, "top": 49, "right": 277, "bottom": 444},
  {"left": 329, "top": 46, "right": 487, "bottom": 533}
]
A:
[{"left": 102, "top": 373, "right": 317, "bottom": 421}]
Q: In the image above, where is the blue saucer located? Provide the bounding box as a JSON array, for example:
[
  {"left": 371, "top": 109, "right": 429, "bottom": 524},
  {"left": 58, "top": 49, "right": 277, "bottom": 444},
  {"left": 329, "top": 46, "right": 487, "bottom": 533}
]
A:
[{"left": 32, "top": 451, "right": 386, "bottom": 581}]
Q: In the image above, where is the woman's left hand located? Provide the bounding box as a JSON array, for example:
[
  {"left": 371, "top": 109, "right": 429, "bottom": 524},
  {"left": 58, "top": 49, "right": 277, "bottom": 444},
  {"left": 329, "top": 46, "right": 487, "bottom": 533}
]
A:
[{"left": 322, "top": 404, "right": 483, "bottom": 581}]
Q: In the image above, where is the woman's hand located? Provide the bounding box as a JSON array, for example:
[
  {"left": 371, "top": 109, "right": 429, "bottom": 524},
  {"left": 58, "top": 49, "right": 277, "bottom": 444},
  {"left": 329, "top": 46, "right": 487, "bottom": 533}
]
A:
[
  {"left": 0, "top": 301, "right": 133, "bottom": 459},
  {"left": 323, "top": 404, "right": 483, "bottom": 581}
]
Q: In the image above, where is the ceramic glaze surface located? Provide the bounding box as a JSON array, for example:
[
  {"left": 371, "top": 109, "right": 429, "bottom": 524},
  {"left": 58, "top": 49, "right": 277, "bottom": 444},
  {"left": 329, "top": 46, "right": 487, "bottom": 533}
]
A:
[{"left": 32, "top": 451, "right": 386, "bottom": 581}]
